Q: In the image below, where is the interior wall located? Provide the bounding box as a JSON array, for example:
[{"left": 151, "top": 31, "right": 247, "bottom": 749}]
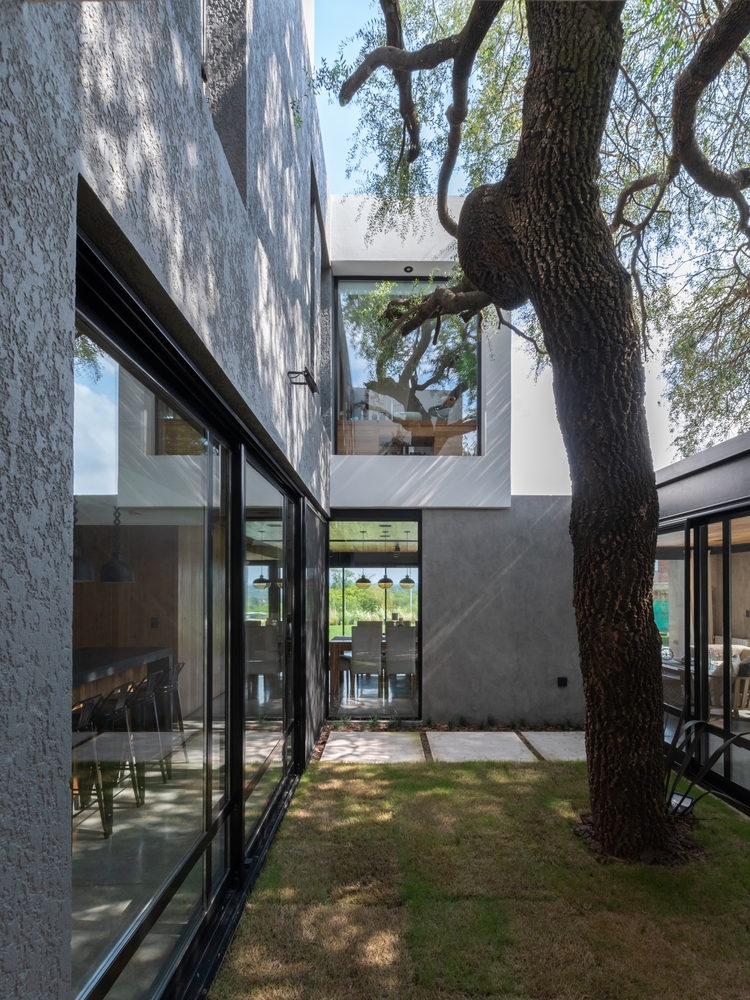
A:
[{"left": 421, "top": 497, "right": 583, "bottom": 726}]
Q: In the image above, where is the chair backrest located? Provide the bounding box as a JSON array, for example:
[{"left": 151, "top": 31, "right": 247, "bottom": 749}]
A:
[
  {"left": 131, "top": 671, "right": 164, "bottom": 701},
  {"left": 385, "top": 623, "right": 416, "bottom": 675},
  {"left": 72, "top": 694, "right": 102, "bottom": 732},
  {"left": 351, "top": 623, "right": 382, "bottom": 670},
  {"left": 156, "top": 662, "right": 184, "bottom": 692},
  {"left": 98, "top": 682, "right": 134, "bottom": 722},
  {"left": 246, "top": 623, "right": 280, "bottom": 671}
]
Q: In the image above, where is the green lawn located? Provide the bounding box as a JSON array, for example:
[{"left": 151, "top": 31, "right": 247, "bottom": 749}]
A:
[{"left": 210, "top": 762, "right": 750, "bottom": 1000}]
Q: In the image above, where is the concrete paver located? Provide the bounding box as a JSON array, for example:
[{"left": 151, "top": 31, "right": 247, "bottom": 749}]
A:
[
  {"left": 427, "top": 731, "right": 535, "bottom": 762},
  {"left": 522, "top": 731, "right": 586, "bottom": 761},
  {"left": 320, "top": 731, "right": 425, "bottom": 763}
]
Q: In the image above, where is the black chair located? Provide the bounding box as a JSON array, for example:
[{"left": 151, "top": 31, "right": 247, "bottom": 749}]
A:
[
  {"left": 155, "top": 662, "right": 188, "bottom": 765},
  {"left": 92, "top": 682, "right": 141, "bottom": 824},
  {"left": 127, "top": 671, "right": 169, "bottom": 798},
  {"left": 71, "top": 695, "right": 108, "bottom": 837}
]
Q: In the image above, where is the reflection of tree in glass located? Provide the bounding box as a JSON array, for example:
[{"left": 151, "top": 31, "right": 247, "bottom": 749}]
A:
[
  {"left": 74, "top": 333, "right": 104, "bottom": 383},
  {"left": 342, "top": 280, "right": 479, "bottom": 449}
]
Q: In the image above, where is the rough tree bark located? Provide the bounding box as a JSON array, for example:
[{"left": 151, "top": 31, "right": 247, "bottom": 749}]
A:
[
  {"left": 458, "top": 1, "right": 667, "bottom": 856},
  {"left": 341, "top": 0, "right": 750, "bottom": 857}
]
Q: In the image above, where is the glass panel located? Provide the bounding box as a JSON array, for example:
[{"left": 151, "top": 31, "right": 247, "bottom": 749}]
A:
[
  {"left": 244, "top": 462, "right": 288, "bottom": 843},
  {"left": 305, "top": 506, "right": 328, "bottom": 760},
  {"left": 655, "top": 529, "right": 686, "bottom": 712},
  {"left": 706, "top": 522, "right": 725, "bottom": 726},
  {"left": 329, "top": 520, "right": 419, "bottom": 718},
  {"left": 730, "top": 516, "right": 750, "bottom": 736},
  {"left": 104, "top": 858, "right": 204, "bottom": 1000},
  {"left": 72, "top": 329, "right": 208, "bottom": 996},
  {"left": 730, "top": 741, "right": 750, "bottom": 791},
  {"left": 336, "top": 279, "right": 480, "bottom": 456},
  {"left": 211, "top": 444, "right": 229, "bottom": 814}
]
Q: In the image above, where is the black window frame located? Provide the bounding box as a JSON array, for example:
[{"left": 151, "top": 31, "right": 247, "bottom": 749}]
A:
[{"left": 74, "top": 232, "right": 324, "bottom": 1000}]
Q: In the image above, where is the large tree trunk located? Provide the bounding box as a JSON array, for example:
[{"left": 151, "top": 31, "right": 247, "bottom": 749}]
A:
[{"left": 458, "top": 1, "right": 667, "bottom": 857}]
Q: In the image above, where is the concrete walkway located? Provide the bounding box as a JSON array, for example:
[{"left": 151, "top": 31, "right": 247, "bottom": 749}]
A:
[
  {"left": 320, "top": 732, "right": 424, "bottom": 763},
  {"left": 427, "top": 732, "right": 535, "bottom": 762},
  {"left": 318, "top": 730, "right": 587, "bottom": 763},
  {"left": 523, "top": 731, "right": 587, "bottom": 761}
]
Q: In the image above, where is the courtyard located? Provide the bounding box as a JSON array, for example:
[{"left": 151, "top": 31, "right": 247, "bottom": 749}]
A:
[{"left": 210, "top": 760, "right": 750, "bottom": 1000}]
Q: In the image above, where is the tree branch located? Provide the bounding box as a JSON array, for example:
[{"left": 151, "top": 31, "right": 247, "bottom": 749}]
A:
[
  {"left": 672, "top": 0, "right": 750, "bottom": 234},
  {"left": 381, "top": 277, "right": 492, "bottom": 339},
  {"left": 339, "top": 0, "right": 504, "bottom": 237},
  {"left": 437, "top": 1, "right": 505, "bottom": 237}
]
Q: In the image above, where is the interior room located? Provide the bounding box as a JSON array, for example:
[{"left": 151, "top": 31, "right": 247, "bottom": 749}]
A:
[{"left": 328, "top": 518, "right": 420, "bottom": 718}]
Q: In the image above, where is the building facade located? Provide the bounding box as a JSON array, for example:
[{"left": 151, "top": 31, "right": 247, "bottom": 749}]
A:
[{"left": 1, "top": 3, "right": 583, "bottom": 999}]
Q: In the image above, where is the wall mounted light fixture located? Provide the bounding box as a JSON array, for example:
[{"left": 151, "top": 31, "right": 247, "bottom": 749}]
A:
[{"left": 287, "top": 368, "right": 318, "bottom": 394}]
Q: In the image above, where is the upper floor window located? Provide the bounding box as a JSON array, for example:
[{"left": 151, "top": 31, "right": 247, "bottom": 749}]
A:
[{"left": 336, "top": 279, "right": 480, "bottom": 457}]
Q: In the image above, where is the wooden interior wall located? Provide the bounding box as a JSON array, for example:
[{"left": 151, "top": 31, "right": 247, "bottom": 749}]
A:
[
  {"left": 73, "top": 525, "right": 178, "bottom": 702},
  {"left": 178, "top": 524, "right": 206, "bottom": 720}
]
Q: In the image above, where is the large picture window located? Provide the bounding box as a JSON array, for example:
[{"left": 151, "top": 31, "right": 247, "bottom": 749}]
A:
[
  {"left": 336, "top": 279, "right": 480, "bottom": 457},
  {"left": 72, "top": 326, "right": 229, "bottom": 998},
  {"left": 70, "top": 296, "right": 309, "bottom": 998}
]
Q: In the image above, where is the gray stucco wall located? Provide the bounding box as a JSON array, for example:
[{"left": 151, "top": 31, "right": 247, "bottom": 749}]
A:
[
  {"left": 422, "top": 497, "right": 584, "bottom": 726},
  {"left": 0, "top": 2, "right": 328, "bottom": 997}
]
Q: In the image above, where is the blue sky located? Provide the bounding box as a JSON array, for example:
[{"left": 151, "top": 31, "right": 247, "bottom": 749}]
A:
[{"left": 314, "top": 1, "right": 380, "bottom": 195}]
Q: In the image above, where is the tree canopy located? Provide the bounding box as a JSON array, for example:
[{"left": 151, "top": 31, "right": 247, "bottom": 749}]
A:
[{"left": 320, "top": 0, "right": 750, "bottom": 456}]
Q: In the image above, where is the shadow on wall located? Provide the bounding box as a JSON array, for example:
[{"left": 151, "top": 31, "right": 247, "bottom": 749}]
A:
[{"left": 421, "top": 497, "right": 584, "bottom": 727}]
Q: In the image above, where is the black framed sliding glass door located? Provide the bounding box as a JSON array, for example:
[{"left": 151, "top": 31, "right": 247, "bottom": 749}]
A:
[
  {"left": 72, "top": 235, "right": 314, "bottom": 1000},
  {"left": 328, "top": 515, "right": 421, "bottom": 719},
  {"left": 660, "top": 509, "right": 750, "bottom": 800},
  {"left": 243, "top": 462, "right": 294, "bottom": 843}
]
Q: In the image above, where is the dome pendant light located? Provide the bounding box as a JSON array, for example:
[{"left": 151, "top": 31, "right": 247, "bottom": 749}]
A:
[
  {"left": 377, "top": 526, "right": 393, "bottom": 588},
  {"left": 399, "top": 529, "right": 414, "bottom": 589},
  {"left": 253, "top": 525, "right": 271, "bottom": 589},
  {"left": 355, "top": 529, "right": 371, "bottom": 589},
  {"left": 100, "top": 506, "right": 135, "bottom": 583}
]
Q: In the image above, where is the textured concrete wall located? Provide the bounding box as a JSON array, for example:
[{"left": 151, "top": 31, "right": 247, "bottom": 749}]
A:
[
  {"left": 0, "top": 1, "right": 329, "bottom": 996},
  {"left": 0, "top": 3, "right": 79, "bottom": 997},
  {"left": 422, "top": 497, "right": 584, "bottom": 726}
]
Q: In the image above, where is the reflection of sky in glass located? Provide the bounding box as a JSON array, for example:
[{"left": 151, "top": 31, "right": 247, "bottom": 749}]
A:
[{"left": 74, "top": 350, "right": 118, "bottom": 495}]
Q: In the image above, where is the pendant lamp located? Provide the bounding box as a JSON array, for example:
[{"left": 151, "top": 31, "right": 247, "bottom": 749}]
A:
[
  {"left": 355, "top": 529, "right": 371, "bottom": 589},
  {"left": 73, "top": 498, "right": 94, "bottom": 583},
  {"left": 252, "top": 524, "right": 271, "bottom": 588},
  {"left": 378, "top": 574, "right": 393, "bottom": 590},
  {"left": 399, "top": 529, "right": 414, "bottom": 589},
  {"left": 100, "top": 506, "right": 134, "bottom": 583}
]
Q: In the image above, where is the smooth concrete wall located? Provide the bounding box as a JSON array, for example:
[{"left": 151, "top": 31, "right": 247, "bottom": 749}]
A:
[
  {"left": 0, "top": 2, "right": 327, "bottom": 996},
  {"left": 422, "top": 498, "right": 584, "bottom": 726}
]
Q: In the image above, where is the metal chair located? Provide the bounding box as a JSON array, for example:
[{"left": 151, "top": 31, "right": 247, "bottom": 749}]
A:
[
  {"left": 155, "top": 662, "right": 188, "bottom": 763},
  {"left": 128, "top": 672, "right": 168, "bottom": 798},
  {"left": 71, "top": 695, "right": 108, "bottom": 837}
]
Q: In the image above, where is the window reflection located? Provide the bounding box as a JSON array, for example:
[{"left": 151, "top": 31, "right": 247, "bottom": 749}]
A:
[
  {"left": 328, "top": 520, "right": 419, "bottom": 718},
  {"left": 655, "top": 529, "right": 686, "bottom": 713},
  {"left": 244, "top": 464, "right": 290, "bottom": 842},
  {"left": 72, "top": 329, "right": 224, "bottom": 998},
  {"left": 336, "top": 280, "right": 480, "bottom": 456}
]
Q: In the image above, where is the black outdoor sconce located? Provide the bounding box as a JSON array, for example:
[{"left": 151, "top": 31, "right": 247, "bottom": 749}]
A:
[{"left": 287, "top": 368, "right": 318, "bottom": 394}]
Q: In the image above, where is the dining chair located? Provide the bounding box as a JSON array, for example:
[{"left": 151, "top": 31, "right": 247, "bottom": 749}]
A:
[
  {"left": 384, "top": 622, "right": 417, "bottom": 699},
  {"left": 351, "top": 622, "right": 383, "bottom": 698}
]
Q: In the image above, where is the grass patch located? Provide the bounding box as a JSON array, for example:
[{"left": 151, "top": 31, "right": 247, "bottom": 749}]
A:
[{"left": 210, "top": 762, "right": 750, "bottom": 999}]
